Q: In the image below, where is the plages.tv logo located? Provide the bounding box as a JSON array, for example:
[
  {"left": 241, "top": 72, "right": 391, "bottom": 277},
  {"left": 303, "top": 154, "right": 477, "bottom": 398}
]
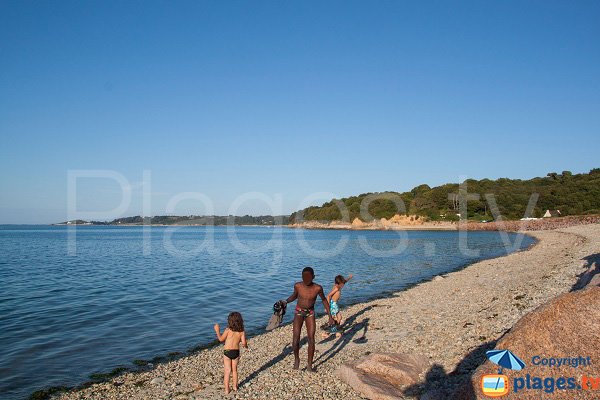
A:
[{"left": 480, "top": 349, "right": 526, "bottom": 397}]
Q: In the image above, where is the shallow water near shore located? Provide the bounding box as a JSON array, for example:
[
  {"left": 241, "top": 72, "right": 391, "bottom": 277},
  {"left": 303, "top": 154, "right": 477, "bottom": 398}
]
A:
[{"left": 0, "top": 225, "right": 535, "bottom": 399}]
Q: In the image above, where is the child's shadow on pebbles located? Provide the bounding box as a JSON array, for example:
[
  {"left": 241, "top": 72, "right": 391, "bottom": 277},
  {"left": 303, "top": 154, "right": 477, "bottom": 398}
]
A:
[
  {"left": 313, "top": 306, "right": 374, "bottom": 368},
  {"left": 237, "top": 339, "right": 306, "bottom": 388},
  {"left": 314, "top": 317, "right": 370, "bottom": 369},
  {"left": 319, "top": 304, "right": 373, "bottom": 339}
]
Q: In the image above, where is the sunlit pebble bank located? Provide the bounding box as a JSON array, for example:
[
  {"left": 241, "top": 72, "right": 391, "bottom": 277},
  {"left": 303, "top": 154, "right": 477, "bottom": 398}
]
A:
[{"left": 462, "top": 215, "right": 600, "bottom": 231}]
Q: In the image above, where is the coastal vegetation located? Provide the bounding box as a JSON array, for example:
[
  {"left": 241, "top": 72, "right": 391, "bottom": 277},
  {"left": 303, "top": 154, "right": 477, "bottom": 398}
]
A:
[{"left": 290, "top": 169, "right": 600, "bottom": 223}]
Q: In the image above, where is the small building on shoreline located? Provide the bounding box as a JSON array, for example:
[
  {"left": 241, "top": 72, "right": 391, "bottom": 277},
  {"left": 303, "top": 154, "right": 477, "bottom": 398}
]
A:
[{"left": 543, "top": 209, "right": 561, "bottom": 218}]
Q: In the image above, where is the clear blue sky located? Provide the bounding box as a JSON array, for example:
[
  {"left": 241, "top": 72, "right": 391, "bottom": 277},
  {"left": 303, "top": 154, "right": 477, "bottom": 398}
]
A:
[{"left": 1, "top": 1, "right": 599, "bottom": 223}]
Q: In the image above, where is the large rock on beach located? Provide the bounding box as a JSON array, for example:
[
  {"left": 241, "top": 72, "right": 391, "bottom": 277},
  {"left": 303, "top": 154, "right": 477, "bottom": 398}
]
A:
[
  {"left": 336, "top": 352, "right": 430, "bottom": 400},
  {"left": 455, "top": 286, "right": 600, "bottom": 399}
]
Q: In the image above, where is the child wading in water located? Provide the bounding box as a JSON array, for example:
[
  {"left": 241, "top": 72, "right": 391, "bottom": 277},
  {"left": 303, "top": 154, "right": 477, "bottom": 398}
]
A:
[
  {"left": 323, "top": 274, "right": 353, "bottom": 338},
  {"left": 214, "top": 312, "right": 247, "bottom": 394}
]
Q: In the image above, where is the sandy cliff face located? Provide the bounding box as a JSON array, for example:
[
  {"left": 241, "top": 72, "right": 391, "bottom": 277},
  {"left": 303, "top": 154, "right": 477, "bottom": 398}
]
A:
[
  {"left": 381, "top": 214, "right": 425, "bottom": 227},
  {"left": 290, "top": 214, "right": 454, "bottom": 230},
  {"left": 288, "top": 214, "right": 456, "bottom": 230}
]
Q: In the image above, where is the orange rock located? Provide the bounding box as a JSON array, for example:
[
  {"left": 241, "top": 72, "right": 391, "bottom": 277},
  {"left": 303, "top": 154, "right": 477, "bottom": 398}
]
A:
[{"left": 455, "top": 286, "right": 600, "bottom": 399}]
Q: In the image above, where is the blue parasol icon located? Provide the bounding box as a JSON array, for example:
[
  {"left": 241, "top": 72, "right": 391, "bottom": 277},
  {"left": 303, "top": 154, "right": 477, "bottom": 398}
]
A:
[
  {"left": 485, "top": 349, "right": 526, "bottom": 392},
  {"left": 486, "top": 349, "right": 526, "bottom": 374}
]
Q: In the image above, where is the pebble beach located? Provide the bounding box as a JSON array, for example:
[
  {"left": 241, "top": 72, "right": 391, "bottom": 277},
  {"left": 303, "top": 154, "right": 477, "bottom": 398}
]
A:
[{"left": 52, "top": 223, "right": 600, "bottom": 400}]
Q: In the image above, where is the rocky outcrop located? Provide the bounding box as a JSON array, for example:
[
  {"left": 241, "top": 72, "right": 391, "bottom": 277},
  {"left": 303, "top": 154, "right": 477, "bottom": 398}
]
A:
[
  {"left": 336, "top": 353, "right": 430, "bottom": 400},
  {"left": 352, "top": 217, "right": 366, "bottom": 228}
]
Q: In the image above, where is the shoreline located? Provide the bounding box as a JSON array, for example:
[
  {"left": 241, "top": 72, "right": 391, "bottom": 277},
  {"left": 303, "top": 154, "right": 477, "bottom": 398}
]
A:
[
  {"left": 47, "top": 224, "right": 599, "bottom": 400},
  {"left": 47, "top": 214, "right": 600, "bottom": 232},
  {"left": 289, "top": 215, "right": 600, "bottom": 232}
]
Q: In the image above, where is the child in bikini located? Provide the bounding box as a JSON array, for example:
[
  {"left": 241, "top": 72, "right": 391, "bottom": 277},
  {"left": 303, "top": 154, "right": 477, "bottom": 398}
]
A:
[
  {"left": 322, "top": 274, "right": 353, "bottom": 338},
  {"left": 214, "top": 311, "right": 248, "bottom": 394}
]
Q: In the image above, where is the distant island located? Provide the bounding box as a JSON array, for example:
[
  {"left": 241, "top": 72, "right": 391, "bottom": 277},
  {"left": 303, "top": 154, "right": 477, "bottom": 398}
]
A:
[{"left": 54, "top": 215, "right": 290, "bottom": 226}]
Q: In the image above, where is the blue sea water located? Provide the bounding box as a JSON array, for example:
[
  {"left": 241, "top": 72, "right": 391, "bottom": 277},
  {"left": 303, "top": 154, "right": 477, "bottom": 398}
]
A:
[{"left": 0, "top": 225, "right": 535, "bottom": 399}]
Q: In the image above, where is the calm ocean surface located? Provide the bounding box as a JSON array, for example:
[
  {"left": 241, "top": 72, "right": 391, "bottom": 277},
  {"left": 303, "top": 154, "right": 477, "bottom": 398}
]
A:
[{"left": 0, "top": 225, "right": 535, "bottom": 399}]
